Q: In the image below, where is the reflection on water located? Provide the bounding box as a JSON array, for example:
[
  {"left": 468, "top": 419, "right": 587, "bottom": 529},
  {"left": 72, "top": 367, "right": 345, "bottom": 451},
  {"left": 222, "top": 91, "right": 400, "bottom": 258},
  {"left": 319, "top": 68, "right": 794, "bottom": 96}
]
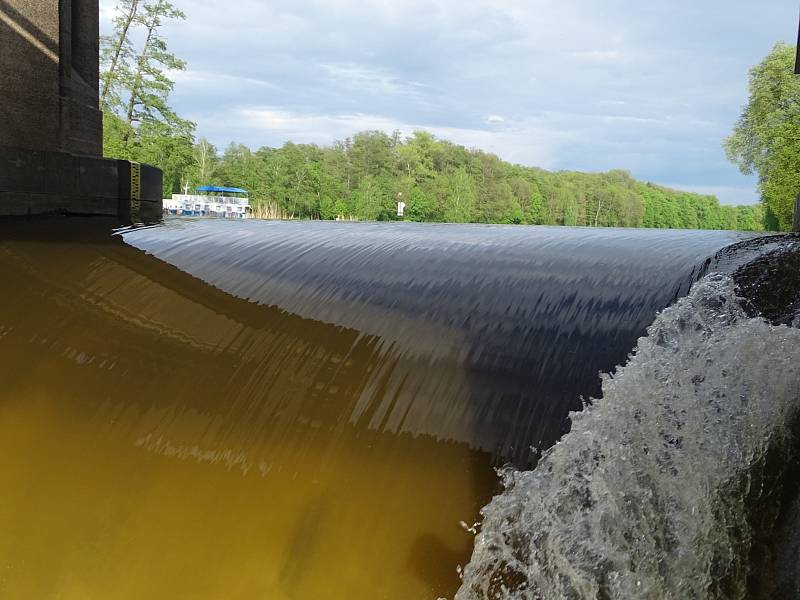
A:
[
  {"left": 123, "top": 219, "right": 755, "bottom": 462},
  {"left": 0, "top": 218, "right": 753, "bottom": 599}
]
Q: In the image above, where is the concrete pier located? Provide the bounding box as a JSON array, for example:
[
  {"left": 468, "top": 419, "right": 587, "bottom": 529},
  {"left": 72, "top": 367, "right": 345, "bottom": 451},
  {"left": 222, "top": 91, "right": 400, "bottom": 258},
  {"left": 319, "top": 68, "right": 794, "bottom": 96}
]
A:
[{"left": 0, "top": 0, "right": 162, "bottom": 219}]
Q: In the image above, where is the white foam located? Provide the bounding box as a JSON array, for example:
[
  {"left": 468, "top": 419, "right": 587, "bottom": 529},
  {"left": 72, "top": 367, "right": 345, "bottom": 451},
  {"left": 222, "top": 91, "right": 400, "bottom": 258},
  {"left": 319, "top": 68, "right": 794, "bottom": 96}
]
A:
[{"left": 457, "top": 274, "right": 800, "bottom": 599}]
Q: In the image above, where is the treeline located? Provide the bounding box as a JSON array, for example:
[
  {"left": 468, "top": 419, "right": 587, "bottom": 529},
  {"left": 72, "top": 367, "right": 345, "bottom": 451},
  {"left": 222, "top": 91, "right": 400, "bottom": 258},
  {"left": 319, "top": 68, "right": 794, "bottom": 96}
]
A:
[
  {"left": 99, "top": 0, "right": 770, "bottom": 232},
  {"left": 177, "top": 131, "right": 764, "bottom": 231}
]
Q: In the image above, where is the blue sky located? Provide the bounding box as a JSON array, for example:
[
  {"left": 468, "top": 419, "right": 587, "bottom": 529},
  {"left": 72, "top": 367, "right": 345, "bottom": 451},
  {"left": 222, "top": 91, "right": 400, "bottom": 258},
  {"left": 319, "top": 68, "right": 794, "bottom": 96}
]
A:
[{"left": 100, "top": 0, "right": 799, "bottom": 205}]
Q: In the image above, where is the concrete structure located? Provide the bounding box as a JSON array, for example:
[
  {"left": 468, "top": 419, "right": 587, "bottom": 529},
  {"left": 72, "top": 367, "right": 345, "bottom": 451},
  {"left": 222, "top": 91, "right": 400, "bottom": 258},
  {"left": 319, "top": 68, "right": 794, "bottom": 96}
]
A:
[{"left": 0, "top": 0, "right": 162, "bottom": 219}]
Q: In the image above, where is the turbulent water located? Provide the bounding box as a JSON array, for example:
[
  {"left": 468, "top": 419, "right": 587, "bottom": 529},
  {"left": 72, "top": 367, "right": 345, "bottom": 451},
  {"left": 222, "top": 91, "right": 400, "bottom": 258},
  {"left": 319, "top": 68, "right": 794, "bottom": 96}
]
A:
[{"left": 457, "top": 270, "right": 800, "bottom": 599}]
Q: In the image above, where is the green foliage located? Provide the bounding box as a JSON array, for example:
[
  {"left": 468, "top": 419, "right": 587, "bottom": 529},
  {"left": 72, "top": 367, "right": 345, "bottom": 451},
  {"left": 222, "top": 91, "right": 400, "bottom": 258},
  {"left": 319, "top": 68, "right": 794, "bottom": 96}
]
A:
[
  {"left": 351, "top": 175, "right": 394, "bottom": 221},
  {"left": 172, "top": 132, "right": 760, "bottom": 230},
  {"left": 99, "top": 1, "right": 773, "bottom": 229},
  {"left": 101, "top": 0, "right": 194, "bottom": 197},
  {"left": 405, "top": 187, "right": 436, "bottom": 221},
  {"left": 100, "top": 0, "right": 141, "bottom": 110},
  {"left": 725, "top": 42, "right": 800, "bottom": 231},
  {"left": 132, "top": 119, "right": 195, "bottom": 194},
  {"left": 99, "top": 0, "right": 766, "bottom": 230},
  {"left": 102, "top": 112, "right": 135, "bottom": 160},
  {"left": 121, "top": 1, "right": 186, "bottom": 131}
]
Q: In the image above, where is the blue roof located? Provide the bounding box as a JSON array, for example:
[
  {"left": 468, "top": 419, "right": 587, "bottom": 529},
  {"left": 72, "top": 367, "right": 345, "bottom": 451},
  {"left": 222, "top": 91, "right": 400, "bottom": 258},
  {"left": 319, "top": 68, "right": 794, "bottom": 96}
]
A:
[{"left": 196, "top": 185, "right": 248, "bottom": 194}]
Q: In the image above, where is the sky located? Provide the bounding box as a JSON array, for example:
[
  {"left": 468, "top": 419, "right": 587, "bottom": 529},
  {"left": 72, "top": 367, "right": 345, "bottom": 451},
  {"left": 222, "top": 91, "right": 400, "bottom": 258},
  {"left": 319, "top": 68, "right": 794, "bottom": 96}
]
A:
[{"left": 99, "top": 0, "right": 799, "bottom": 205}]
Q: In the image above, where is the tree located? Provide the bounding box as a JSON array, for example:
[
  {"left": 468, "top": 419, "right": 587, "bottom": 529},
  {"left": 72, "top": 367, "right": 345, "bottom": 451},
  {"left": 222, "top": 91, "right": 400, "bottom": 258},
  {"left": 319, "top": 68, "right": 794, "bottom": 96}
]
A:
[
  {"left": 198, "top": 128, "right": 761, "bottom": 228},
  {"left": 724, "top": 42, "right": 800, "bottom": 231},
  {"left": 405, "top": 187, "right": 438, "bottom": 221},
  {"left": 349, "top": 131, "right": 393, "bottom": 183},
  {"left": 192, "top": 138, "right": 219, "bottom": 187},
  {"left": 122, "top": 1, "right": 187, "bottom": 138},
  {"left": 439, "top": 168, "right": 476, "bottom": 223},
  {"left": 101, "top": 0, "right": 194, "bottom": 197},
  {"left": 476, "top": 182, "right": 523, "bottom": 224},
  {"left": 133, "top": 118, "right": 196, "bottom": 194},
  {"left": 214, "top": 143, "right": 258, "bottom": 190},
  {"left": 351, "top": 175, "right": 394, "bottom": 221},
  {"left": 99, "top": 0, "right": 141, "bottom": 109}
]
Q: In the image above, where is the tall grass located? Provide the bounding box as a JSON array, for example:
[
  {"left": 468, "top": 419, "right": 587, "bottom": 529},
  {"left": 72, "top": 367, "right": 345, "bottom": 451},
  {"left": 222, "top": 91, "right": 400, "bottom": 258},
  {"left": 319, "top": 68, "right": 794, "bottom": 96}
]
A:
[
  {"left": 250, "top": 201, "right": 292, "bottom": 220},
  {"left": 250, "top": 201, "right": 362, "bottom": 222}
]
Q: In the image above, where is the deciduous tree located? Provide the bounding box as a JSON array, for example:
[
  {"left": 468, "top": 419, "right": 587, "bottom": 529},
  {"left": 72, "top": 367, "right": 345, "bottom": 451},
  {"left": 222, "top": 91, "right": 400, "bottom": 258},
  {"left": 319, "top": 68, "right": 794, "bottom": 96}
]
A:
[{"left": 725, "top": 42, "right": 800, "bottom": 231}]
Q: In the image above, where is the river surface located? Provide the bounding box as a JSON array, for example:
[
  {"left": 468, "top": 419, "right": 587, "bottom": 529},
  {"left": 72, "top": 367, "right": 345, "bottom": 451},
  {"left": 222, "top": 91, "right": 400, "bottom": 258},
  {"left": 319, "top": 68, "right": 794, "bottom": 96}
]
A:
[{"left": 0, "top": 218, "right": 761, "bottom": 599}]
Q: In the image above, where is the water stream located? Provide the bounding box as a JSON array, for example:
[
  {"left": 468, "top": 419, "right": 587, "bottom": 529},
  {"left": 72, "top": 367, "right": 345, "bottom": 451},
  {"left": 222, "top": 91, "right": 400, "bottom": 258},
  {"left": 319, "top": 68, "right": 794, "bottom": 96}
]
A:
[{"left": 0, "top": 217, "right": 781, "bottom": 599}]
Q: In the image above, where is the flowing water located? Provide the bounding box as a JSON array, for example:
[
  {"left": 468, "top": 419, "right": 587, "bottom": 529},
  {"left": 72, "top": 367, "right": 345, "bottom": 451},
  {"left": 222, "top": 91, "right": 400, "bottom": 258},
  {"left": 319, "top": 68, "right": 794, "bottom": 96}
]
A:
[
  {"left": 0, "top": 217, "right": 779, "bottom": 599},
  {"left": 457, "top": 242, "right": 800, "bottom": 600}
]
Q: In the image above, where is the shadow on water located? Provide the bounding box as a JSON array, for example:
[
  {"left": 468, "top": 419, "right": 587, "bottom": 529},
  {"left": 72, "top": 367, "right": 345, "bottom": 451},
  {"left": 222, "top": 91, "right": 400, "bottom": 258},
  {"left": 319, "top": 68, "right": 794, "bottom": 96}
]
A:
[{"left": 0, "top": 217, "right": 759, "bottom": 599}]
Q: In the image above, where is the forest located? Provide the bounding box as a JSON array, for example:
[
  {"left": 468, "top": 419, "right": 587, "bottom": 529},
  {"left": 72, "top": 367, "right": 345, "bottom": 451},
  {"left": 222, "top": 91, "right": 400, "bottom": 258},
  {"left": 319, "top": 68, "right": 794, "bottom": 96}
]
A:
[
  {"left": 99, "top": 0, "right": 780, "bottom": 232},
  {"left": 192, "top": 133, "right": 765, "bottom": 230}
]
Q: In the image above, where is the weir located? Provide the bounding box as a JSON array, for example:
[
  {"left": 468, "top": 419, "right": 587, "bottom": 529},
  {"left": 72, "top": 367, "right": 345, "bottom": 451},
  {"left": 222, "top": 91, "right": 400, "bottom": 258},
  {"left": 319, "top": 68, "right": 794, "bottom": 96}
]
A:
[
  {"left": 1, "top": 4, "right": 799, "bottom": 599},
  {"left": 0, "top": 0, "right": 161, "bottom": 219},
  {"left": 0, "top": 217, "right": 783, "bottom": 599}
]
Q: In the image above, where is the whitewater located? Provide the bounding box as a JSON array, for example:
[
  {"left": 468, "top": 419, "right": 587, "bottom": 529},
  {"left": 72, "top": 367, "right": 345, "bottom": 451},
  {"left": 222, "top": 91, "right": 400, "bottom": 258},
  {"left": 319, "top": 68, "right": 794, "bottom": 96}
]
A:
[{"left": 457, "top": 271, "right": 800, "bottom": 600}]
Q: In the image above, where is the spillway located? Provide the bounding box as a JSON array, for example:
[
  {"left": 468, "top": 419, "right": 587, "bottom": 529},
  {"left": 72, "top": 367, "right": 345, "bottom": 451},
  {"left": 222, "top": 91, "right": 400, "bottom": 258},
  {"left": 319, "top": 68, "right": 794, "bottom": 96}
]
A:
[{"left": 0, "top": 217, "right": 789, "bottom": 599}]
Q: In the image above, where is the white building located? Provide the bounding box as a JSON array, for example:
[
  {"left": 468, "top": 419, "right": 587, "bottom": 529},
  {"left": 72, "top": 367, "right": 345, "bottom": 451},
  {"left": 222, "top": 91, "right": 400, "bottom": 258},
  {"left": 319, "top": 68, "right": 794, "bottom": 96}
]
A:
[{"left": 163, "top": 186, "right": 251, "bottom": 219}]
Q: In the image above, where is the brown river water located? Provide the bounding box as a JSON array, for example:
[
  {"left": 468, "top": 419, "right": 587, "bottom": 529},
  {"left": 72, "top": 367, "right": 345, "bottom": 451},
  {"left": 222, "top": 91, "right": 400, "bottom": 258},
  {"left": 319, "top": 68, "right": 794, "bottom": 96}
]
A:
[{"left": 0, "top": 217, "right": 753, "bottom": 599}]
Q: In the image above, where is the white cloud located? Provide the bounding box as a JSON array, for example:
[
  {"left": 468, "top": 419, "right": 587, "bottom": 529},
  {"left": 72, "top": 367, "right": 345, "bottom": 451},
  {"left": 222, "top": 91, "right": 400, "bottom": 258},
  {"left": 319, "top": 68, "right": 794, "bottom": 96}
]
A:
[
  {"left": 661, "top": 184, "right": 761, "bottom": 206},
  {"left": 169, "top": 69, "right": 279, "bottom": 90},
  {"left": 571, "top": 50, "right": 626, "bottom": 63},
  {"left": 100, "top": 0, "right": 800, "bottom": 200},
  {"left": 234, "top": 107, "right": 559, "bottom": 168},
  {"left": 319, "top": 63, "right": 433, "bottom": 99}
]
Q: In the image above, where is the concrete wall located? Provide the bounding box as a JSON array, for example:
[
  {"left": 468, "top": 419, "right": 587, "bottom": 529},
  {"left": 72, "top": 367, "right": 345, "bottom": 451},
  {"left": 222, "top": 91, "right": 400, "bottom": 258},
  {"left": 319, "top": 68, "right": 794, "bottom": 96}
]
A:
[
  {"left": 0, "top": 0, "right": 101, "bottom": 156},
  {"left": 60, "top": 0, "right": 103, "bottom": 155},
  {"left": 0, "top": 0, "right": 162, "bottom": 219},
  {"left": 0, "top": 145, "right": 164, "bottom": 220},
  {"left": 0, "top": 0, "right": 62, "bottom": 153}
]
